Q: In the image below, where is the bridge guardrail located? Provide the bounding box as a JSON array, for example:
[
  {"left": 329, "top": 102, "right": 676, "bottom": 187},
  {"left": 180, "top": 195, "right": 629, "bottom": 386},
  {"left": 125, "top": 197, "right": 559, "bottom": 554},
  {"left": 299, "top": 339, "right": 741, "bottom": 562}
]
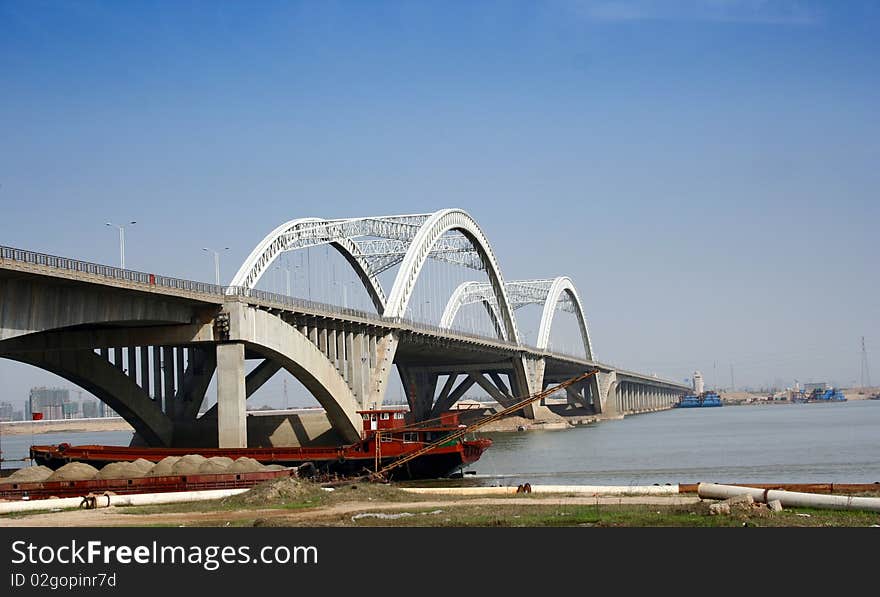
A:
[
  {"left": 1, "top": 244, "right": 691, "bottom": 385},
  {"left": 224, "top": 286, "right": 381, "bottom": 322},
  {"left": 0, "top": 245, "right": 226, "bottom": 295}
]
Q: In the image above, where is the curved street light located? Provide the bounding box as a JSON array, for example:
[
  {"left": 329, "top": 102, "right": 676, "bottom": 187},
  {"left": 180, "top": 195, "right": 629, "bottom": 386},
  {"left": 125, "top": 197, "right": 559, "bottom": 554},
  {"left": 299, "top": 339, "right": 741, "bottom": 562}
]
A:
[
  {"left": 202, "top": 247, "right": 230, "bottom": 285},
  {"left": 106, "top": 221, "right": 137, "bottom": 269}
]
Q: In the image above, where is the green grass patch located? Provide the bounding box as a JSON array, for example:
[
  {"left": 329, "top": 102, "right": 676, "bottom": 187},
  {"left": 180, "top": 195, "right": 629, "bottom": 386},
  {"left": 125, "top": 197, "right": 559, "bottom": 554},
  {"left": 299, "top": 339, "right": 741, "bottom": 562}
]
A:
[
  {"left": 0, "top": 507, "right": 80, "bottom": 519},
  {"left": 252, "top": 501, "right": 880, "bottom": 528}
]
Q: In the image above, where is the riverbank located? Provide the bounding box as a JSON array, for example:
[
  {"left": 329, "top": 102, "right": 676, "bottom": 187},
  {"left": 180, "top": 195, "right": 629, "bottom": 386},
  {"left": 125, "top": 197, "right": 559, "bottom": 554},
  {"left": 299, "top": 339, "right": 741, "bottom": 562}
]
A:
[
  {"left": 475, "top": 411, "right": 627, "bottom": 432},
  {"left": 722, "top": 387, "right": 880, "bottom": 405},
  {"left": 0, "top": 417, "right": 133, "bottom": 435},
  {"left": 2, "top": 479, "right": 878, "bottom": 527}
]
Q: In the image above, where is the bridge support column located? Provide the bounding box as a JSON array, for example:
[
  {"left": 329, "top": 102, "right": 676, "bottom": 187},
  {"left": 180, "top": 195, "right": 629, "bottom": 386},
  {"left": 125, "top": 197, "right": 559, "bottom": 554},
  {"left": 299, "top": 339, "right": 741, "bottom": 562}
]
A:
[
  {"left": 350, "top": 331, "right": 367, "bottom": 406},
  {"left": 139, "top": 346, "right": 150, "bottom": 396},
  {"left": 368, "top": 333, "right": 397, "bottom": 408},
  {"left": 514, "top": 356, "right": 553, "bottom": 420},
  {"left": 152, "top": 347, "right": 162, "bottom": 403},
  {"left": 587, "top": 374, "right": 601, "bottom": 414},
  {"left": 399, "top": 366, "right": 436, "bottom": 421},
  {"left": 216, "top": 342, "right": 247, "bottom": 448},
  {"left": 594, "top": 371, "right": 616, "bottom": 415},
  {"left": 335, "top": 328, "right": 345, "bottom": 373},
  {"left": 162, "top": 346, "right": 175, "bottom": 414},
  {"left": 345, "top": 331, "right": 355, "bottom": 387}
]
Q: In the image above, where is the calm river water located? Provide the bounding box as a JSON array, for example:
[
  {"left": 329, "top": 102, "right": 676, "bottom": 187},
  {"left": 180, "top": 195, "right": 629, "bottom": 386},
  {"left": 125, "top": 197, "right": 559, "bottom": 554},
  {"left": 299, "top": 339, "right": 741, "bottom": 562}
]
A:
[
  {"left": 1, "top": 431, "right": 133, "bottom": 470},
  {"left": 3, "top": 401, "right": 879, "bottom": 485},
  {"left": 462, "top": 400, "right": 880, "bottom": 485}
]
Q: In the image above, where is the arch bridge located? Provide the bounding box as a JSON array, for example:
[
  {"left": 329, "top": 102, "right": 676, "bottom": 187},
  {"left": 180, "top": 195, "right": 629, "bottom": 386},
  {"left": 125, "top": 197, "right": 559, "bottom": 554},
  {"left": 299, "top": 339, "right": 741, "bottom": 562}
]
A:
[{"left": 0, "top": 209, "right": 688, "bottom": 448}]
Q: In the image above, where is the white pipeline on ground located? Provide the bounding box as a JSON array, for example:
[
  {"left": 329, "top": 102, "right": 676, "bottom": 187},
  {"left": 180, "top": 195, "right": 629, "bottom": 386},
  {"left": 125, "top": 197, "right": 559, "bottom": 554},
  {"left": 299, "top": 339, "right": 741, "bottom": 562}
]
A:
[
  {"left": 0, "top": 488, "right": 249, "bottom": 515},
  {"left": 401, "top": 485, "right": 680, "bottom": 496},
  {"left": 697, "top": 483, "right": 880, "bottom": 513}
]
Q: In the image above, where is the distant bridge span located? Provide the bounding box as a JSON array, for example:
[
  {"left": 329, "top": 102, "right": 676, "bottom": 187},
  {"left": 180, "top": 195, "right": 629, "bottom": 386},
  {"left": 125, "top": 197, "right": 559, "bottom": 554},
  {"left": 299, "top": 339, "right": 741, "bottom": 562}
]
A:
[{"left": 0, "top": 209, "right": 688, "bottom": 449}]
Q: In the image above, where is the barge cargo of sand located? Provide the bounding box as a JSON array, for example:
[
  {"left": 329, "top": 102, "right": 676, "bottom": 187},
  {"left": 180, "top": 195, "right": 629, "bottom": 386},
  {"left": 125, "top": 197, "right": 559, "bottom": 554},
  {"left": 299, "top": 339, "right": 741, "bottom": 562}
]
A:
[{"left": 29, "top": 409, "right": 491, "bottom": 483}]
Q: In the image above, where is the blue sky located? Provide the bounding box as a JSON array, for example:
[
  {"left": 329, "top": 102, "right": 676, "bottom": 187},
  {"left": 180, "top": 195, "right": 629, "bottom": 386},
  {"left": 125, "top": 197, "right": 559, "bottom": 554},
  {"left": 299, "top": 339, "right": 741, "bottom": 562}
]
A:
[{"left": 1, "top": 1, "right": 878, "bottom": 408}]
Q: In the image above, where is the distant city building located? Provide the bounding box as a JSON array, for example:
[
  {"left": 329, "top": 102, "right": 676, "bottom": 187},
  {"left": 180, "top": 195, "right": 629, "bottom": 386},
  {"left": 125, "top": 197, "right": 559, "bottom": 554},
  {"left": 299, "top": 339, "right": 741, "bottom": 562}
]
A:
[
  {"left": 27, "top": 387, "right": 70, "bottom": 420},
  {"left": 62, "top": 401, "right": 80, "bottom": 418},
  {"left": 81, "top": 400, "right": 99, "bottom": 418},
  {"left": 693, "top": 371, "right": 705, "bottom": 395},
  {"left": 24, "top": 388, "right": 116, "bottom": 420},
  {"left": 0, "top": 401, "right": 15, "bottom": 422}
]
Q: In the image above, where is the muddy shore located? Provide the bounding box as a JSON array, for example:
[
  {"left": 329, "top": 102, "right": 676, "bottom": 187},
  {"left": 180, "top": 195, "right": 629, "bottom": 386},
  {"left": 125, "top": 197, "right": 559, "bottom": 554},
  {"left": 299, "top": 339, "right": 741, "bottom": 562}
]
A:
[{"left": 0, "top": 417, "right": 133, "bottom": 435}]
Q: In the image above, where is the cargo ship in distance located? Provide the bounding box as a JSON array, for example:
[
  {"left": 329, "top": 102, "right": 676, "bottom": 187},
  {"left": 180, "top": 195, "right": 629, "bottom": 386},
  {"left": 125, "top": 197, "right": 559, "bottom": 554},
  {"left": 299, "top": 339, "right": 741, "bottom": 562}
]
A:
[
  {"left": 30, "top": 408, "right": 492, "bottom": 482},
  {"left": 791, "top": 387, "right": 847, "bottom": 403},
  {"left": 674, "top": 391, "right": 723, "bottom": 408},
  {"left": 674, "top": 371, "right": 723, "bottom": 408}
]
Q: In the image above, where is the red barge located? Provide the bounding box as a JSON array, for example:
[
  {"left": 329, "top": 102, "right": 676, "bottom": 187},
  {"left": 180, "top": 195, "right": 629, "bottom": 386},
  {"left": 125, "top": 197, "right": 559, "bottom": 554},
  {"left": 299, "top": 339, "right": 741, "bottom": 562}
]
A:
[
  {"left": 0, "top": 468, "right": 297, "bottom": 501},
  {"left": 28, "top": 409, "right": 492, "bottom": 482}
]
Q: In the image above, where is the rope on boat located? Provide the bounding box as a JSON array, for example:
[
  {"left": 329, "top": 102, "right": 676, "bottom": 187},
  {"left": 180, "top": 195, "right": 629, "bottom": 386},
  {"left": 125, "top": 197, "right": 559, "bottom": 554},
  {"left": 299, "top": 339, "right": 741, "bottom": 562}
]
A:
[{"left": 369, "top": 371, "right": 597, "bottom": 482}]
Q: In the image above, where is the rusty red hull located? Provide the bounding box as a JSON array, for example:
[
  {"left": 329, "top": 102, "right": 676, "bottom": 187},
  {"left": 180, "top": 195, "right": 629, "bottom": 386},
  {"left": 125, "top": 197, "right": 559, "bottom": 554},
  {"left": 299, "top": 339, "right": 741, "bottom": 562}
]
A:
[
  {"left": 30, "top": 437, "right": 492, "bottom": 481},
  {"left": 0, "top": 468, "right": 296, "bottom": 501}
]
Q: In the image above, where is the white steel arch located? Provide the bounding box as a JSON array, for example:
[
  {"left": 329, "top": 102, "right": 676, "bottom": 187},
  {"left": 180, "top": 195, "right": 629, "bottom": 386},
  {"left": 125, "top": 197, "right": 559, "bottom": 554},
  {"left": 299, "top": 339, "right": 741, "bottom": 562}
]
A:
[
  {"left": 229, "top": 213, "right": 494, "bottom": 314},
  {"left": 228, "top": 217, "right": 390, "bottom": 312},
  {"left": 384, "top": 209, "right": 520, "bottom": 344},
  {"left": 440, "top": 281, "right": 506, "bottom": 339},
  {"left": 440, "top": 276, "right": 594, "bottom": 360},
  {"left": 231, "top": 217, "right": 322, "bottom": 290},
  {"left": 536, "top": 276, "right": 594, "bottom": 359}
]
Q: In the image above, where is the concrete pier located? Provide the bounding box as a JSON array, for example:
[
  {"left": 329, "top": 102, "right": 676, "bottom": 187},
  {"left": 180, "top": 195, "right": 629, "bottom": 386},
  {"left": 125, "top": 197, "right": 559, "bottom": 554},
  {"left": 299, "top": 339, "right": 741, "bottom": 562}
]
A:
[{"left": 216, "top": 343, "right": 247, "bottom": 448}]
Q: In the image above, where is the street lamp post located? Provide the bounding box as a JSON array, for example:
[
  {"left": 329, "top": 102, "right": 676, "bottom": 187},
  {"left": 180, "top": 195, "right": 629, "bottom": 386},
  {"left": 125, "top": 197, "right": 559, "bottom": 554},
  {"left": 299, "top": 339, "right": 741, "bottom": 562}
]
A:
[
  {"left": 202, "top": 247, "right": 229, "bottom": 285},
  {"left": 106, "top": 221, "right": 136, "bottom": 269}
]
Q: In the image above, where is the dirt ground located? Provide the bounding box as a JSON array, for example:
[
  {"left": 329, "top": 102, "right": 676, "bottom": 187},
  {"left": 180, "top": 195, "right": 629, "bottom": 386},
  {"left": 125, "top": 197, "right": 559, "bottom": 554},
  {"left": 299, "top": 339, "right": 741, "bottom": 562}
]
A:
[
  {"left": 0, "top": 495, "right": 701, "bottom": 527},
  {"left": 4, "top": 475, "right": 879, "bottom": 527}
]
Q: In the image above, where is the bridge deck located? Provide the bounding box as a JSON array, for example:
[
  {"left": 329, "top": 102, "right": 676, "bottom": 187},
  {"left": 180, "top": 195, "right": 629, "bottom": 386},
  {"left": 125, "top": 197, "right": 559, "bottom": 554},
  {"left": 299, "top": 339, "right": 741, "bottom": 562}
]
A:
[{"left": 0, "top": 245, "right": 688, "bottom": 391}]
